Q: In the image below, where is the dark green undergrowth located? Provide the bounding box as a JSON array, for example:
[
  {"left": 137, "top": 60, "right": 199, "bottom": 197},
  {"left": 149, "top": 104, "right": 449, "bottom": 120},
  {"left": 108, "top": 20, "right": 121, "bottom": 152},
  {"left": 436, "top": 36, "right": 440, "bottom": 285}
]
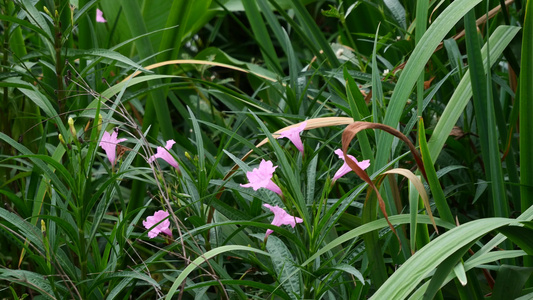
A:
[{"left": 0, "top": 0, "right": 532, "bottom": 299}]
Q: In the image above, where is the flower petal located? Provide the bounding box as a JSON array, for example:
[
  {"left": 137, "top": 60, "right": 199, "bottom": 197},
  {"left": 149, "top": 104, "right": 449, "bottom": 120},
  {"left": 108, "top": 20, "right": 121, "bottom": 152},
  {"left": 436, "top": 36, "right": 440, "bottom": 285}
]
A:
[
  {"left": 99, "top": 129, "right": 126, "bottom": 166},
  {"left": 241, "top": 160, "right": 282, "bottom": 195},
  {"left": 148, "top": 140, "right": 179, "bottom": 169},
  {"left": 277, "top": 121, "right": 307, "bottom": 153},
  {"left": 96, "top": 8, "right": 107, "bottom": 23},
  {"left": 143, "top": 210, "right": 172, "bottom": 239},
  {"left": 263, "top": 204, "right": 302, "bottom": 237},
  {"left": 332, "top": 149, "right": 370, "bottom": 181}
]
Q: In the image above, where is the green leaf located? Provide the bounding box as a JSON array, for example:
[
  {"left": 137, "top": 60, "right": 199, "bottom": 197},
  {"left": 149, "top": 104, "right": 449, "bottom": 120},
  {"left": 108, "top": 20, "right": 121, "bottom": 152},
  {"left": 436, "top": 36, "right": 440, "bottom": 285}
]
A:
[
  {"left": 418, "top": 118, "right": 454, "bottom": 223},
  {"left": 492, "top": 265, "right": 533, "bottom": 300},
  {"left": 376, "top": 0, "right": 482, "bottom": 168},
  {"left": 66, "top": 48, "right": 151, "bottom": 73},
  {"left": 0, "top": 269, "right": 67, "bottom": 299},
  {"left": 427, "top": 25, "right": 520, "bottom": 162},
  {"left": 520, "top": 0, "right": 533, "bottom": 216},
  {"left": 165, "top": 245, "right": 270, "bottom": 300},
  {"left": 373, "top": 218, "right": 520, "bottom": 299},
  {"left": 496, "top": 224, "right": 533, "bottom": 255},
  {"left": 423, "top": 242, "right": 474, "bottom": 300},
  {"left": 265, "top": 235, "right": 302, "bottom": 299}
]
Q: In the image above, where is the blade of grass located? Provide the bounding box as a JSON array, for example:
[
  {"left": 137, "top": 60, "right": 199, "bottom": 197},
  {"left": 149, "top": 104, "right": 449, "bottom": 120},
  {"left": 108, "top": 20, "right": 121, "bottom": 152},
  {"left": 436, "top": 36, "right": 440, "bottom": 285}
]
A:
[
  {"left": 283, "top": 0, "right": 340, "bottom": 68},
  {"left": 415, "top": 0, "right": 428, "bottom": 118},
  {"left": 427, "top": 25, "right": 520, "bottom": 162},
  {"left": 119, "top": 0, "right": 172, "bottom": 139},
  {"left": 418, "top": 118, "right": 454, "bottom": 224},
  {"left": 372, "top": 218, "right": 519, "bottom": 299},
  {"left": 343, "top": 67, "right": 374, "bottom": 168},
  {"left": 242, "top": 0, "right": 283, "bottom": 74},
  {"left": 375, "top": 0, "right": 482, "bottom": 168},
  {"left": 465, "top": 9, "right": 508, "bottom": 218},
  {"left": 520, "top": 0, "right": 533, "bottom": 283},
  {"left": 165, "top": 245, "right": 270, "bottom": 300}
]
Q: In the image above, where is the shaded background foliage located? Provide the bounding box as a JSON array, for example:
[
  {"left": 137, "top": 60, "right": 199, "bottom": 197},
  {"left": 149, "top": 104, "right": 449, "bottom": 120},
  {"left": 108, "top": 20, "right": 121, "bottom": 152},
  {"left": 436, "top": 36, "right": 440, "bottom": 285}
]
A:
[{"left": 0, "top": 0, "right": 532, "bottom": 299}]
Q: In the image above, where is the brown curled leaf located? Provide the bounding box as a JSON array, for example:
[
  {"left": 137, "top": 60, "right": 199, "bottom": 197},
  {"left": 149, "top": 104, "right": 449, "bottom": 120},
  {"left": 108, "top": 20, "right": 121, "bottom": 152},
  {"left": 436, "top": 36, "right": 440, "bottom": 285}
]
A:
[{"left": 341, "top": 121, "right": 429, "bottom": 240}]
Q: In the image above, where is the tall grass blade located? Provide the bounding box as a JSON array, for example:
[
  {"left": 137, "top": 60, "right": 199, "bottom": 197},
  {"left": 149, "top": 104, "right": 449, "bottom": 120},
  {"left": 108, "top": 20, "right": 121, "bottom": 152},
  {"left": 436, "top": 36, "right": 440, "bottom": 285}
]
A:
[
  {"left": 418, "top": 118, "right": 454, "bottom": 223},
  {"left": 520, "top": 0, "right": 533, "bottom": 216},
  {"left": 165, "top": 245, "right": 270, "bottom": 299},
  {"left": 427, "top": 25, "right": 520, "bottom": 161},
  {"left": 519, "top": 0, "right": 533, "bottom": 283},
  {"left": 375, "top": 0, "right": 481, "bottom": 168},
  {"left": 372, "top": 218, "right": 520, "bottom": 299},
  {"left": 465, "top": 9, "right": 508, "bottom": 218},
  {"left": 242, "top": 0, "right": 282, "bottom": 74}
]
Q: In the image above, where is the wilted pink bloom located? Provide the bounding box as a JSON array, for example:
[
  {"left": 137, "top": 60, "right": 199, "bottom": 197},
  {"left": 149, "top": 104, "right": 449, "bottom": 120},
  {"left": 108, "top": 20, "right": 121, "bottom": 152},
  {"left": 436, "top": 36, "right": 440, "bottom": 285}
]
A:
[
  {"left": 143, "top": 210, "right": 172, "bottom": 239},
  {"left": 99, "top": 128, "right": 127, "bottom": 167},
  {"left": 148, "top": 140, "right": 179, "bottom": 169},
  {"left": 96, "top": 8, "right": 107, "bottom": 23},
  {"left": 276, "top": 121, "right": 307, "bottom": 154},
  {"left": 332, "top": 149, "right": 370, "bottom": 182},
  {"left": 263, "top": 204, "right": 303, "bottom": 237},
  {"left": 240, "top": 159, "right": 282, "bottom": 195}
]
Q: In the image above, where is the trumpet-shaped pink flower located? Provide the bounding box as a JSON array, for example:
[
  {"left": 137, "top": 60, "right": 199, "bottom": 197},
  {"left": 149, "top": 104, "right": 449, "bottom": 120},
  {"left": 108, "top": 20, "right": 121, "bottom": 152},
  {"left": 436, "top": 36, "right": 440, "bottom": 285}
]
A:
[
  {"left": 276, "top": 121, "right": 307, "bottom": 154},
  {"left": 333, "top": 149, "right": 370, "bottom": 182},
  {"left": 99, "top": 128, "right": 127, "bottom": 167},
  {"left": 148, "top": 140, "right": 179, "bottom": 169},
  {"left": 263, "top": 204, "right": 303, "bottom": 237},
  {"left": 240, "top": 160, "right": 282, "bottom": 195},
  {"left": 143, "top": 210, "right": 172, "bottom": 239},
  {"left": 96, "top": 9, "right": 107, "bottom": 23}
]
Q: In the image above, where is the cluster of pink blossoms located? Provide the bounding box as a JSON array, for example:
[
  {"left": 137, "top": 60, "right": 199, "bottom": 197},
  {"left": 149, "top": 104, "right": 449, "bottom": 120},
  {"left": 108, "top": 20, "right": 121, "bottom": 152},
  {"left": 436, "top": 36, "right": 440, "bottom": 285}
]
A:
[
  {"left": 99, "top": 121, "right": 370, "bottom": 240},
  {"left": 98, "top": 127, "right": 179, "bottom": 239},
  {"left": 240, "top": 121, "right": 370, "bottom": 238}
]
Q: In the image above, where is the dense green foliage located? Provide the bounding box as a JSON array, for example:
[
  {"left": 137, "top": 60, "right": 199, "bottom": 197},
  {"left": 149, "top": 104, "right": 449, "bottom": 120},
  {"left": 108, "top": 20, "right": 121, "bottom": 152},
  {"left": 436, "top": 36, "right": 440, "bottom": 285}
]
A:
[{"left": 1, "top": 0, "right": 532, "bottom": 299}]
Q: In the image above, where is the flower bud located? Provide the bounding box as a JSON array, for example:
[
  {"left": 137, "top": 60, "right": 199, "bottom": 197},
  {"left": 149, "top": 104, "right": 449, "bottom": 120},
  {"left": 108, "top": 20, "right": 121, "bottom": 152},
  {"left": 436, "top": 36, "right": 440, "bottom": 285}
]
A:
[
  {"left": 58, "top": 134, "right": 66, "bottom": 145},
  {"left": 68, "top": 117, "right": 76, "bottom": 137},
  {"left": 41, "top": 220, "right": 46, "bottom": 233},
  {"left": 97, "top": 114, "right": 103, "bottom": 132},
  {"left": 43, "top": 6, "right": 52, "bottom": 18}
]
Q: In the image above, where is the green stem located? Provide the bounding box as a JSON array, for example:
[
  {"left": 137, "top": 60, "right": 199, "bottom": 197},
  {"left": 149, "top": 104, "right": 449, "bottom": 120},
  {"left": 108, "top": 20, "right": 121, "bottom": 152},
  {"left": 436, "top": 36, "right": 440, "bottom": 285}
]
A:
[{"left": 53, "top": 2, "right": 65, "bottom": 121}]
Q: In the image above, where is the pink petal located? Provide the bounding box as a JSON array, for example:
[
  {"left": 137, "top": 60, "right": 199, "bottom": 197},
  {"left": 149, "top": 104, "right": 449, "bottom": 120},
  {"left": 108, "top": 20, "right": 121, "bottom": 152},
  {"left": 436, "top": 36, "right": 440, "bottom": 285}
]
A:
[
  {"left": 332, "top": 149, "right": 370, "bottom": 182},
  {"left": 148, "top": 139, "right": 179, "bottom": 169},
  {"left": 96, "top": 8, "right": 107, "bottom": 23},
  {"left": 277, "top": 121, "right": 307, "bottom": 154},
  {"left": 240, "top": 160, "right": 282, "bottom": 195},
  {"left": 263, "top": 204, "right": 303, "bottom": 237},
  {"left": 99, "top": 129, "right": 126, "bottom": 166},
  {"left": 143, "top": 210, "right": 172, "bottom": 239}
]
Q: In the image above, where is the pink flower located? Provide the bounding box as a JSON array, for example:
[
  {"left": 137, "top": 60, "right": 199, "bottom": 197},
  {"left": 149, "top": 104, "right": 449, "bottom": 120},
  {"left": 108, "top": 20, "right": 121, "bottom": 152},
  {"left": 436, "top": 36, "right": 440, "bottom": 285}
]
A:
[
  {"left": 276, "top": 121, "right": 307, "bottom": 154},
  {"left": 99, "top": 128, "right": 127, "bottom": 167},
  {"left": 240, "top": 160, "right": 282, "bottom": 195},
  {"left": 148, "top": 140, "right": 179, "bottom": 169},
  {"left": 96, "top": 8, "right": 107, "bottom": 23},
  {"left": 143, "top": 210, "right": 172, "bottom": 239},
  {"left": 332, "top": 149, "right": 370, "bottom": 182},
  {"left": 263, "top": 204, "right": 303, "bottom": 237}
]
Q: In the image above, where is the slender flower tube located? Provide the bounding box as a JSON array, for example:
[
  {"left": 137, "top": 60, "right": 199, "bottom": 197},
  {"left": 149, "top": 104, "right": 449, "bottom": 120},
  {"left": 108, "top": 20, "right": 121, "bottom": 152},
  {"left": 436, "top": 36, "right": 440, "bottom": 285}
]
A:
[
  {"left": 148, "top": 140, "right": 179, "bottom": 169},
  {"left": 276, "top": 121, "right": 307, "bottom": 154}
]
